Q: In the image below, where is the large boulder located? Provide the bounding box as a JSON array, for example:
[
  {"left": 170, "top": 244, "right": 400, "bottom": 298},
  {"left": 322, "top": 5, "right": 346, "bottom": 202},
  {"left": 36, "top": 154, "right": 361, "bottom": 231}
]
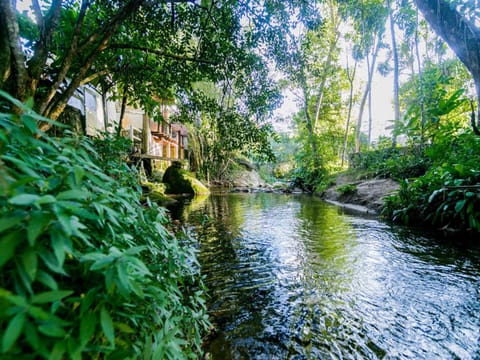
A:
[
  {"left": 231, "top": 168, "right": 266, "bottom": 188},
  {"left": 162, "top": 161, "right": 210, "bottom": 195}
]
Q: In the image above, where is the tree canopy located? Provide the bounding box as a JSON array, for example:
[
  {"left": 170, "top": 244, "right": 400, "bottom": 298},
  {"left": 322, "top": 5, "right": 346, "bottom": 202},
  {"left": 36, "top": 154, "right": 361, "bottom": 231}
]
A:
[{"left": 0, "top": 1, "right": 316, "bottom": 127}]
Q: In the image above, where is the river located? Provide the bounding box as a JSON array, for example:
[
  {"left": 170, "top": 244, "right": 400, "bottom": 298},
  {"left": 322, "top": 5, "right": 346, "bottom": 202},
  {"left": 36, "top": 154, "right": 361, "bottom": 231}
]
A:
[{"left": 169, "top": 193, "right": 480, "bottom": 359}]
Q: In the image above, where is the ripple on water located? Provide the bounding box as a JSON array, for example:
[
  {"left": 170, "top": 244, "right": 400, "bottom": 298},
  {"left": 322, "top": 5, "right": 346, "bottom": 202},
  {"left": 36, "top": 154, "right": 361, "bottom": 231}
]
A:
[{"left": 172, "top": 193, "right": 480, "bottom": 359}]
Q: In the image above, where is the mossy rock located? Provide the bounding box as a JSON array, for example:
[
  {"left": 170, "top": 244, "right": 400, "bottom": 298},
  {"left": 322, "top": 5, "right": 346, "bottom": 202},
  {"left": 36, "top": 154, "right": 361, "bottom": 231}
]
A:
[
  {"left": 141, "top": 181, "right": 177, "bottom": 206},
  {"left": 163, "top": 162, "right": 210, "bottom": 195}
]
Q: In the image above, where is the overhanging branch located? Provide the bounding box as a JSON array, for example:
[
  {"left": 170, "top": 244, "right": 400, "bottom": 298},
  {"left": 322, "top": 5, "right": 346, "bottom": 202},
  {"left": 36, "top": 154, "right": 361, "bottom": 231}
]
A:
[{"left": 108, "top": 44, "right": 219, "bottom": 65}]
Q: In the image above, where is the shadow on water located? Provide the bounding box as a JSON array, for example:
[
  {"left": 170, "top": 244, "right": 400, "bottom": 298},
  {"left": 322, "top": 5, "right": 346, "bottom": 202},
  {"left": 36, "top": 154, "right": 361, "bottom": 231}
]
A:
[{"left": 169, "top": 193, "right": 480, "bottom": 360}]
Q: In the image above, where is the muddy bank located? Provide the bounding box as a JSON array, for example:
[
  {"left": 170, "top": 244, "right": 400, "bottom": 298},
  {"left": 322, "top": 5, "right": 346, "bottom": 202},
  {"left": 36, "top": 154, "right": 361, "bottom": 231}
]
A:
[{"left": 322, "top": 178, "right": 400, "bottom": 215}]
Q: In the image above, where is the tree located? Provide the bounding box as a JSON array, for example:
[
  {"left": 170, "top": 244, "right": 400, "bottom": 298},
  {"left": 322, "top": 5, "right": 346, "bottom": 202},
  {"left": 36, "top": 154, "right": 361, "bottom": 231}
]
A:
[
  {"left": 344, "top": 0, "right": 388, "bottom": 152},
  {"left": 413, "top": 0, "right": 480, "bottom": 133},
  {"left": 0, "top": 0, "right": 311, "bottom": 133},
  {"left": 388, "top": 0, "right": 401, "bottom": 146}
]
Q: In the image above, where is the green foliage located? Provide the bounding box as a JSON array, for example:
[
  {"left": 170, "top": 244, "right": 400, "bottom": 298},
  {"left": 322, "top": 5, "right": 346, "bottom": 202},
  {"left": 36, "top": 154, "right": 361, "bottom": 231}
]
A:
[
  {"left": 383, "top": 132, "right": 480, "bottom": 233},
  {"left": 0, "top": 93, "right": 209, "bottom": 358},
  {"left": 350, "top": 146, "right": 431, "bottom": 180},
  {"left": 174, "top": 87, "right": 277, "bottom": 182},
  {"left": 336, "top": 184, "right": 357, "bottom": 195},
  {"left": 397, "top": 60, "right": 470, "bottom": 144}
]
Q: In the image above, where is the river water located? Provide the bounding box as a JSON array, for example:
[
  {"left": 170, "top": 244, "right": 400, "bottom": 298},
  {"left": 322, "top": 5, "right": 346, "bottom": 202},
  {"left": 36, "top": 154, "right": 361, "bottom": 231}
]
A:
[{"left": 169, "top": 193, "right": 480, "bottom": 359}]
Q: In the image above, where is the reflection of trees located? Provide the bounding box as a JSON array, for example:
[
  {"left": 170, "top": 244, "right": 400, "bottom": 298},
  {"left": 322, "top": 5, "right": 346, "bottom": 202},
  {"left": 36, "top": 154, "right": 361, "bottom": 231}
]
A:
[{"left": 297, "top": 199, "right": 357, "bottom": 285}]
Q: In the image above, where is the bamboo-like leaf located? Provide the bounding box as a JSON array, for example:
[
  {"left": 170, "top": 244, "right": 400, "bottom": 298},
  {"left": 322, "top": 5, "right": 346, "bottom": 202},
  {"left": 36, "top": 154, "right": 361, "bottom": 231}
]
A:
[
  {"left": 2, "top": 312, "right": 26, "bottom": 352},
  {"left": 80, "top": 312, "right": 97, "bottom": 347},
  {"left": 31, "top": 290, "right": 73, "bottom": 304},
  {"left": 100, "top": 306, "right": 115, "bottom": 347},
  {"left": 9, "top": 194, "right": 40, "bottom": 206},
  {"left": 0, "top": 215, "right": 24, "bottom": 233},
  {"left": 27, "top": 211, "right": 50, "bottom": 246},
  {"left": 0, "top": 232, "right": 21, "bottom": 267}
]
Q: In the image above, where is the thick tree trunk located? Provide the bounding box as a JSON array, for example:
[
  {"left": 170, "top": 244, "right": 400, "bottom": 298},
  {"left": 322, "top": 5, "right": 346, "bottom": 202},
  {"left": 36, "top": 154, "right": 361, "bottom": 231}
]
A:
[
  {"left": 0, "top": 7, "right": 11, "bottom": 87},
  {"left": 414, "top": 0, "right": 480, "bottom": 131},
  {"left": 0, "top": 0, "right": 27, "bottom": 100}
]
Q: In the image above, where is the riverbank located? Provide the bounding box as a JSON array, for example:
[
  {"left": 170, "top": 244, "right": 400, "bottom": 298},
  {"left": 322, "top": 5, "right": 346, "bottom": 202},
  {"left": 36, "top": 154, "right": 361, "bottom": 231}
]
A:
[{"left": 322, "top": 174, "right": 400, "bottom": 215}]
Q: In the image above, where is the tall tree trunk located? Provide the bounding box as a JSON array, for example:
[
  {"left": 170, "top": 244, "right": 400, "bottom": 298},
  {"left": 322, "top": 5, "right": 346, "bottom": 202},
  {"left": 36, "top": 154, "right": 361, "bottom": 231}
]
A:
[
  {"left": 342, "top": 55, "right": 357, "bottom": 165},
  {"left": 414, "top": 8, "right": 426, "bottom": 145},
  {"left": 302, "top": 84, "right": 318, "bottom": 156},
  {"left": 389, "top": 1, "right": 400, "bottom": 147},
  {"left": 355, "top": 36, "right": 381, "bottom": 153},
  {"left": 313, "top": 0, "right": 340, "bottom": 131},
  {"left": 367, "top": 53, "right": 373, "bottom": 148}
]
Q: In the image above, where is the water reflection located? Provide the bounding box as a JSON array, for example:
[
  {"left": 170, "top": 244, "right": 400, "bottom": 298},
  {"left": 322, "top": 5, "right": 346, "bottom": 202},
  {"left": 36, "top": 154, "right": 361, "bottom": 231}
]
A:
[{"left": 170, "top": 193, "right": 480, "bottom": 359}]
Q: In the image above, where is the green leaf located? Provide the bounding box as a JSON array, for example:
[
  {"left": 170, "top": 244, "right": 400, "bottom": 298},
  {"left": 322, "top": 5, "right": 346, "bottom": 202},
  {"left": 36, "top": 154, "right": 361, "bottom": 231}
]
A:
[
  {"left": 2, "top": 312, "right": 26, "bottom": 352},
  {"left": 48, "top": 340, "right": 66, "bottom": 360},
  {"left": 36, "top": 195, "right": 56, "bottom": 205},
  {"left": 36, "top": 270, "right": 58, "bottom": 290},
  {"left": 24, "top": 321, "right": 40, "bottom": 351},
  {"left": 50, "top": 229, "right": 66, "bottom": 267},
  {"left": 73, "top": 166, "right": 85, "bottom": 186},
  {"left": 0, "top": 232, "right": 21, "bottom": 267},
  {"left": 21, "top": 249, "right": 38, "bottom": 281},
  {"left": 27, "top": 211, "right": 50, "bottom": 246},
  {"left": 0, "top": 215, "right": 24, "bottom": 233},
  {"left": 31, "top": 290, "right": 73, "bottom": 304},
  {"left": 80, "top": 312, "right": 97, "bottom": 347},
  {"left": 38, "top": 324, "right": 66, "bottom": 338},
  {"left": 100, "top": 306, "right": 115, "bottom": 347},
  {"left": 455, "top": 199, "right": 466, "bottom": 213},
  {"left": 9, "top": 194, "right": 40, "bottom": 206},
  {"left": 116, "top": 322, "right": 134, "bottom": 334},
  {"left": 90, "top": 256, "right": 114, "bottom": 271},
  {"left": 57, "top": 189, "right": 90, "bottom": 201},
  {"left": 27, "top": 305, "right": 50, "bottom": 320}
]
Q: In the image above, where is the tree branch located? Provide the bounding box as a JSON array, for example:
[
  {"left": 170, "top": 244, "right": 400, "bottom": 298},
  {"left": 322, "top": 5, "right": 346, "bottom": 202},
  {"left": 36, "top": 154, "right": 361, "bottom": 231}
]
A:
[
  {"left": 80, "top": 69, "right": 110, "bottom": 85},
  {"left": 42, "top": 0, "right": 144, "bottom": 122},
  {"left": 0, "top": 0, "right": 27, "bottom": 99},
  {"left": 31, "top": 0, "right": 44, "bottom": 29},
  {"left": 27, "top": 0, "right": 63, "bottom": 93},
  {"left": 77, "top": 0, "right": 145, "bottom": 55},
  {"left": 108, "top": 44, "right": 219, "bottom": 65},
  {"left": 414, "top": 0, "right": 480, "bottom": 77},
  {"left": 39, "top": 0, "right": 89, "bottom": 114}
]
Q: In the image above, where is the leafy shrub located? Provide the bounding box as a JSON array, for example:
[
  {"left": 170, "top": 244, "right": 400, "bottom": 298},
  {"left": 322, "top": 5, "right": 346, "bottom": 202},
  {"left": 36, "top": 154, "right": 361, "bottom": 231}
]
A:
[
  {"left": 383, "top": 132, "right": 480, "bottom": 233},
  {"left": 0, "top": 92, "right": 209, "bottom": 359},
  {"left": 336, "top": 184, "right": 357, "bottom": 195},
  {"left": 350, "top": 146, "right": 430, "bottom": 180}
]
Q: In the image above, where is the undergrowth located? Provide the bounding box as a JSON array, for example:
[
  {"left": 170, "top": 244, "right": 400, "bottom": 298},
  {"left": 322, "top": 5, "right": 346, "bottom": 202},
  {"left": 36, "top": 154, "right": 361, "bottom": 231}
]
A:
[{"left": 0, "top": 92, "right": 210, "bottom": 359}]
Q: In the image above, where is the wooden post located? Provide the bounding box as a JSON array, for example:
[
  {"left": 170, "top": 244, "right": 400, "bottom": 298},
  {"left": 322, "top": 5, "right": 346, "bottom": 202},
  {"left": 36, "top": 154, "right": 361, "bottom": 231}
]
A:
[{"left": 142, "top": 113, "right": 149, "bottom": 154}]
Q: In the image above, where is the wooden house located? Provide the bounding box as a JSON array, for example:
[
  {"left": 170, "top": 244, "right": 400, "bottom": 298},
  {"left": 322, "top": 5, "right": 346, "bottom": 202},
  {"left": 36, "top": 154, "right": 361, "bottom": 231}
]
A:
[{"left": 66, "top": 85, "right": 189, "bottom": 171}]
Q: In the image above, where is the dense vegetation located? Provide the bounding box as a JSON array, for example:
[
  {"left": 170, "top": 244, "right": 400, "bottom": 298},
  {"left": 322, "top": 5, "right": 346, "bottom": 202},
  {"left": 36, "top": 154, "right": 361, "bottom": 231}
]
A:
[
  {"left": 0, "top": 92, "right": 209, "bottom": 358},
  {"left": 0, "top": 0, "right": 478, "bottom": 358}
]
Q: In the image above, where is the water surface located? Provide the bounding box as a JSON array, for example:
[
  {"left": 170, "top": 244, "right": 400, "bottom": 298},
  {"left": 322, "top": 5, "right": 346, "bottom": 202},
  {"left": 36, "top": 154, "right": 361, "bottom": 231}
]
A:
[{"left": 170, "top": 193, "right": 480, "bottom": 359}]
